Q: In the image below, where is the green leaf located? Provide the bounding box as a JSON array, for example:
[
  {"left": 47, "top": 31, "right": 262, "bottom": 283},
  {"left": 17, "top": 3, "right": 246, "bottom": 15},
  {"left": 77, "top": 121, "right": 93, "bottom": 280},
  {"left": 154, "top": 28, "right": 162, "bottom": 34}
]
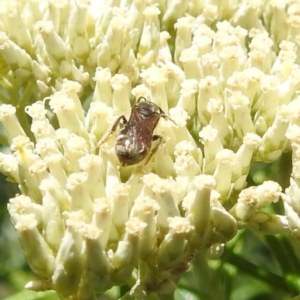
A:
[{"left": 3, "top": 290, "right": 60, "bottom": 300}]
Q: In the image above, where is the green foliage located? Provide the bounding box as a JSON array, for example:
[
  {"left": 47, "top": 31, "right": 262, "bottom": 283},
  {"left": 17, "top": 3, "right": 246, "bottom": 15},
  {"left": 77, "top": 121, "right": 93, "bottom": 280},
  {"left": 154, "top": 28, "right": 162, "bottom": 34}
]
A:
[{"left": 3, "top": 290, "right": 60, "bottom": 300}]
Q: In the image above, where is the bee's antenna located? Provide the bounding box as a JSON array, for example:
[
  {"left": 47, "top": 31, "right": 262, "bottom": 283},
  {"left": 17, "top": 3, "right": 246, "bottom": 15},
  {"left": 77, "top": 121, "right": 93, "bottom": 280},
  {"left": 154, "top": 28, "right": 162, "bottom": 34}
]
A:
[{"left": 136, "top": 96, "right": 147, "bottom": 103}]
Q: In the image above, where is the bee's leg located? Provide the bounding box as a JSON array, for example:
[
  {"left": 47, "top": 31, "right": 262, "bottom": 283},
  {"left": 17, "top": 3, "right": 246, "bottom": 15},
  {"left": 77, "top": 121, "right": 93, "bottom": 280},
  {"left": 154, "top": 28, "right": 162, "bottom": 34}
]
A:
[
  {"left": 144, "top": 135, "right": 162, "bottom": 165},
  {"left": 161, "top": 114, "right": 178, "bottom": 126},
  {"left": 98, "top": 115, "right": 127, "bottom": 146}
]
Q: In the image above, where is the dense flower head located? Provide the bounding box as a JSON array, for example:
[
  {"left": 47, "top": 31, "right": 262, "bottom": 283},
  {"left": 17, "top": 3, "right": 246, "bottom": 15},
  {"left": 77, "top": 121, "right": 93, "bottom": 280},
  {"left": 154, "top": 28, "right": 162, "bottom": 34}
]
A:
[{"left": 0, "top": 0, "right": 300, "bottom": 299}]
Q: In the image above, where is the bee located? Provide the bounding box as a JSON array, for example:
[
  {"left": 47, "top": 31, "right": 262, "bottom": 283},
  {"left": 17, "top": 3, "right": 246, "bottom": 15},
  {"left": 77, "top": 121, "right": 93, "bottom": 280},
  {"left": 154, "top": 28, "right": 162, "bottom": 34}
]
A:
[{"left": 100, "top": 97, "right": 169, "bottom": 167}]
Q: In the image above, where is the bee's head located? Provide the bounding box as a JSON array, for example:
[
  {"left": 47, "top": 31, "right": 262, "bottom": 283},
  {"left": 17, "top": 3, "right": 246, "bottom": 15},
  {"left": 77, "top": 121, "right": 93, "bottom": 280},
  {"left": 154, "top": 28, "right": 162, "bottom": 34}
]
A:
[{"left": 135, "top": 97, "right": 165, "bottom": 118}]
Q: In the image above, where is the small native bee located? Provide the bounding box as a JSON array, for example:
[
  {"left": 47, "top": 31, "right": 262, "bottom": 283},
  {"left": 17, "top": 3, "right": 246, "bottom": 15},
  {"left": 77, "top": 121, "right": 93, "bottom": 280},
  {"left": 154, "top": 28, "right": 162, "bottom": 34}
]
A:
[{"left": 101, "top": 97, "right": 168, "bottom": 167}]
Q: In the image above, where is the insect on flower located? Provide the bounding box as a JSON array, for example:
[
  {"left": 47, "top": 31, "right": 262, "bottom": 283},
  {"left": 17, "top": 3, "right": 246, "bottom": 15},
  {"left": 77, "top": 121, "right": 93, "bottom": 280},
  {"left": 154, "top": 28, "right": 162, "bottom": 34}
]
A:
[{"left": 100, "top": 97, "right": 170, "bottom": 167}]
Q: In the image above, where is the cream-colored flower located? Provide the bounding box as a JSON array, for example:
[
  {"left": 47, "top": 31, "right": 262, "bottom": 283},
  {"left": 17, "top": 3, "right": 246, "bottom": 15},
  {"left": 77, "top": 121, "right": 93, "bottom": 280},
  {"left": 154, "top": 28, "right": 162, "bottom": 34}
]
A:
[{"left": 0, "top": 0, "right": 300, "bottom": 299}]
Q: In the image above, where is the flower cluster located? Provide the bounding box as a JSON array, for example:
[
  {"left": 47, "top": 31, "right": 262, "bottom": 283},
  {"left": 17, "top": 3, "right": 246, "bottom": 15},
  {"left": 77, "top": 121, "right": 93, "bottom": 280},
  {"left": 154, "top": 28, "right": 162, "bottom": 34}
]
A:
[{"left": 0, "top": 0, "right": 300, "bottom": 299}]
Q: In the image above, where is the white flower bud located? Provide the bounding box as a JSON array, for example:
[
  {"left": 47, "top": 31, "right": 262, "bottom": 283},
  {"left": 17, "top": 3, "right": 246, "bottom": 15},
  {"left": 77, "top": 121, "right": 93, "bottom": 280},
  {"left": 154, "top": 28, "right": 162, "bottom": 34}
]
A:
[
  {"left": 138, "top": 5, "right": 161, "bottom": 68},
  {"left": 180, "top": 47, "right": 200, "bottom": 79},
  {"left": 35, "top": 138, "right": 62, "bottom": 160},
  {"left": 214, "top": 149, "right": 235, "bottom": 199},
  {"left": 227, "top": 68, "right": 263, "bottom": 101},
  {"left": 111, "top": 74, "right": 131, "bottom": 115},
  {"left": 233, "top": 133, "right": 261, "bottom": 189},
  {"left": 11, "top": 136, "right": 42, "bottom": 202},
  {"left": 0, "top": 32, "right": 32, "bottom": 72},
  {"left": 202, "top": 4, "right": 218, "bottom": 22},
  {"left": 174, "top": 141, "right": 201, "bottom": 179},
  {"left": 25, "top": 101, "right": 48, "bottom": 120},
  {"left": 158, "top": 31, "right": 172, "bottom": 62},
  {"left": 67, "top": 172, "right": 93, "bottom": 216},
  {"left": 25, "top": 279, "right": 52, "bottom": 292},
  {"left": 97, "top": 10, "right": 126, "bottom": 71},
  {"left": 65, "top": 135, "right": 90, "bottom": 171},
  {"left": 198, "top": 76, "right": 222, "bottom": 125},
  {"left": 176, "top": 79, "right": 198, "bottom": 116},
  {"left": 142, "top": 173, "right": 180, "bottom": 230},
  {"left": 29, "top": 160, "right": 49, "bottom": 184},
  {"left": 157, "top": 217, "right": 193, "bottom": 268},
  {"left": 161, "top": 62, "right": 185, "bottom": 107},
  {"left": 111, "top": 183, "right": 131, "bottom": 230},
  {"left": 207, "top": 98, "right": 232, "bottom": 146},
  {"left": 15, "top": 214, "right": 55, "bottom": 279},
  {"left": 131, "top": 196, "right": 159, "bottom": 258},
  {"left": 199, "top": 52, "right": 220, "bottom": 78},
  {"left": 283, "top": 178, "right": 300, "bottom": 215},
  {"left": 199, "top": 125, "right": 223, "bottom": 174},
  {"left": 79, "top": 154, "right": 105, "bottom": 199},
  {"left": 83, "top": 224, "right": 112, "bottom": 291},
  {"left": 258, "top": 75, "right": 280, "bottom": 121},
  {"left": 193, "top": 30, "right": 213, "bottom": 56},
  {"left": 140, "top": 66, "right": 169, "bottom": 112},
  {"left": 8, "top": 195, "right": 42, "bottom": 226},
  {"left": 0, "top": 3, "right": 32, "bottom": 49},
  {"left": 53, "top": 211, "right": 85, "bottom": 297},
  {"left": 31, "top": 120, "right": 56, "bottom": 141},
  {"left": 111, "top": 218, "right": 146, "bottom": 271},
  {"left": 61, "top": 80, "right": 85, "bottom": 120},
  {"left": 40, "top": 179, "right": 65, "bottom": 252},
  {"left": 284, "top": 200, "right": 300, "bottom": 238},
  {"left": 185, "top": 175, "right": 215, "bottom": 238},
  {"left": 211, "top": 206, "right": 237, "bottom": 242},
  {"left": 86, "top": 101, "right": 113, "bottom": 141},
  {"left": 231, "top": 188, "right": 259, "bottom": 222},
  {"left": 162, "top": 0, "right": 189, "bottom": 33},
  {"left": 228, "top": 91, "right": 255, "bottom": 140},
  {"left": 44, "top": 154, "right": 68, "bottom": 188},
  {"left": 220, "top": 45, "right": 247, "bottom": 81},
  {"left": 248, "top": 213, "right": 289, "bottom": 235},
  {"left": 31, "top": 60, "right": 51, "bottom": 83},
  {"left": 258, "top": 104, "right": 291, "bottom": 162},
  {"left": 0, "top": 152, "right": 19, "bottom": 183},
  {"left": 174, "top": 15, "right": 194, "bottom": 66},
  {"left": 245, "top": 31, "right": 275, "bottom": 72},
  {"left": 92, "top": 198, "right": 112, "bottom": 249},
  {"left": 35, "top": 20, "right": 70, "bottom": 60},
  {"left": 256, "top": 181, "right": 282, "bottom": 208},
  {"left": 93, "top": 67, "right": 112, "bottom": 105},
  {"left": 0, "top": 104, "right": 26, "bottom": 142},
  {"left": 37, "top": 80, "right": 51, "bottom": 94},
  {"left": 68, "top": 2, "right": 90, "bottom": 57},
  {"left": 49, "top": 92, "right": 88, "bottom": 140},
  {"left": 105, "top": 160, "right": 121, "bottom": 199}
]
